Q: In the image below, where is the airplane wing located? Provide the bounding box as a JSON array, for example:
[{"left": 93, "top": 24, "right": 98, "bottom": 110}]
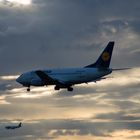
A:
[{"left": 35, "top": 70, "right": 66, "bottom": 86}]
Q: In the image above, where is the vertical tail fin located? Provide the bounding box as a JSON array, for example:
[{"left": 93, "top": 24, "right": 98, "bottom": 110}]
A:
[
  {"left": 19, "top": 122, "right": 22, "bottom": 127},
  {"left": 85, "top": 41, "right": 114, "bottom": 68}
]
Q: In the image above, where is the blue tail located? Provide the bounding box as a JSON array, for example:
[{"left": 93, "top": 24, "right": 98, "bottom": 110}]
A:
[
  {"left": 18, "top": 122, "right": 22, "bottom": 127},
  {"left": 85, "top": 41, "right": 114, "bottom": 68}
]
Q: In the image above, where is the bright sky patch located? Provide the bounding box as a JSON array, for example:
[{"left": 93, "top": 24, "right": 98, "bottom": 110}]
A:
[{"left": 0, "top": 0, "right": 31, "bottom": 5}]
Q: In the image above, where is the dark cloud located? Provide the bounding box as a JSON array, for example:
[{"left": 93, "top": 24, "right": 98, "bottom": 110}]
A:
[{"left": 0, "top": 0, "right": 139, "bottom": 74}]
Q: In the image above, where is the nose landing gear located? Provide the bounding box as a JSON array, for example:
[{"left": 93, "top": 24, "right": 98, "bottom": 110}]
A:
[{"left": 27, "top": 86, "right": 30, "bottom": 92}]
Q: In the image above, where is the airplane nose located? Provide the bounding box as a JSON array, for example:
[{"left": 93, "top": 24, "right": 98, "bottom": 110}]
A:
[
  {"left": 16, "top": 76, "right": 22, "bottom": 84},
  {"left": 16, "top": 73, "right": 31, "bottom": 86}
]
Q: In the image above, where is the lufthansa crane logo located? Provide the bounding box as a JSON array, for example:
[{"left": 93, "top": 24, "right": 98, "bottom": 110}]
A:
[{"left": 102, "top": 52, "right": 110, "bottom": 61}]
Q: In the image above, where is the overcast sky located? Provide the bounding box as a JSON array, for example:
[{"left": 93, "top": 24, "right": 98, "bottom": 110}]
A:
[{"left": 0, "top": 0, "right": 140, "bottom": 140}]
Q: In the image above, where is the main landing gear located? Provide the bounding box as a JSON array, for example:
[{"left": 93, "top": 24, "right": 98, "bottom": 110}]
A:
[
  {"left": 54, "top": 86, "right": 60, "bottom": 91},
  {"left": 54, "top": 86, "right": 73, "bottom": 92},
  {"left": 67, "top": 87, "right": 73, "bottom": 92}
]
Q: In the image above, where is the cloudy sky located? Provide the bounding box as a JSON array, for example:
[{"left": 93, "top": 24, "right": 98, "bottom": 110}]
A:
[{"left": 0, "top": 0, "right": 140, "bottom": 140}]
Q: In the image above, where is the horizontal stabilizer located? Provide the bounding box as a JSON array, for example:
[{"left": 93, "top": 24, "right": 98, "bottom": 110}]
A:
[{"left": 112, "top": 68, "right": 131, "bottom": 71}]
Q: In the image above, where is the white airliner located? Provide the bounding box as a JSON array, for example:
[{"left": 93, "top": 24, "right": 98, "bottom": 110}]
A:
[
  {"left": 5, "top": 122, "right": 22, "bottom": 130},
  {"left": 16, "top": 41, "right": 128, "bottom": 92}
]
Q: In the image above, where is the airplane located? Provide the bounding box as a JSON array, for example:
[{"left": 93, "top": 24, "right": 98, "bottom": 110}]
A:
[
  {"left": 16, "top": 41, "right": 129, "bottom": 92},
  {"left": 5, "top": 122, "right": 22, "bottom": 129}
]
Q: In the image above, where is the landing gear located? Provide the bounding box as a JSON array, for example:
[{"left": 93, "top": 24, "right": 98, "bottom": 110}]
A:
[
  {"left": 54, "top": 85, "right": 73, "bottom": 91},
  {"left": 67, "top": 87, "right": 73, "bottom": 92},
  {"left": 27, "top": 86, "right": 30, "bottom": 92},
  {"left": 54, "top": 86, "right": 60, "bottom": 90}
]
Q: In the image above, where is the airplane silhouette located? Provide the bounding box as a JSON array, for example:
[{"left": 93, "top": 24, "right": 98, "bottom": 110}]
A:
[
  {"left": 5, "top": 122, "right": 22, "bottom": 130},
  {"left": 16, "top": 41, "right": 129, "bottom": 92}
]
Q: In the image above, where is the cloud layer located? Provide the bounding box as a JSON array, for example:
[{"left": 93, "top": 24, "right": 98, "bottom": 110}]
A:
[{"left": 0, "top": 68, "right": 140, "bottom": 139}]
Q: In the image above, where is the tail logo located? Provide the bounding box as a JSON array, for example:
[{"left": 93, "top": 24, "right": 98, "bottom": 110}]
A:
[{"left": 102, "top": 52, "right": 110, "bottom": 61}]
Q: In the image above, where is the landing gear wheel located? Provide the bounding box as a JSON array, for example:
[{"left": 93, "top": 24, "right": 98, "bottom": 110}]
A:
[
  {"left": 67, "top": 87, "right": 73, "bottom": 92},
  {"left": 27, "top": 87, "right": 30, "bottom": 92},
  {"left": 54, "top": 86, "right": 60, "bottom": 90}
]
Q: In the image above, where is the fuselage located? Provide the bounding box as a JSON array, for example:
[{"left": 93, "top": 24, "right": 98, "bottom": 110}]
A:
[
  {"left": 6, "top": 126, "right": 19, "bottom": 129},
  {"left": 5, "top": 123, "right": 22, "bottom": 129},
  {"left": 16, "top": 67, "right": 112, "bottom": 87}
]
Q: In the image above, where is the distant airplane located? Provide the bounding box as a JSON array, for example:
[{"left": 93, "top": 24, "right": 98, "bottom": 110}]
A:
[
  {"left": 5, "top": 122, "right": 22, "bottom": 129},
  {"left": 16, "top": 41, "right": 129, "bottom": 92}
]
